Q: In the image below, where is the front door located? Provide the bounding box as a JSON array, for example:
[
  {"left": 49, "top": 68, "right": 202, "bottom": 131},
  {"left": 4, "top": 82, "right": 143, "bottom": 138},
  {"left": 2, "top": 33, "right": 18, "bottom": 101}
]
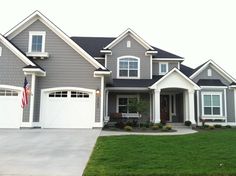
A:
[{"left": 160, "top": 95, "right": 169, "bottom": 122}]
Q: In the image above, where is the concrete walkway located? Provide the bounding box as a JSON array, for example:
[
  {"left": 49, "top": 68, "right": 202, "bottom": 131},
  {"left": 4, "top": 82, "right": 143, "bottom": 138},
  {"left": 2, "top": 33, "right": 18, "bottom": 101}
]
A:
[
  {"left": 100, "top": 127, "right": 198, "bottom": 136},
  {"left": 0, "top": 129, "right": 101, "bottom": 176}
]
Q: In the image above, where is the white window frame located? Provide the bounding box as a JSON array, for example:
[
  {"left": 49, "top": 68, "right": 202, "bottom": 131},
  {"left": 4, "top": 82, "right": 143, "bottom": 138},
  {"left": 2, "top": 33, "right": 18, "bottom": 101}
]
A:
[
  {"left": 159, "top": 62, "right": 169, "bottom": 75},
  {"left": 117, "top": 56, "right": 140, "bottom": 79},
  {"left": 127, "top": 40, "right": 131, "bottom": 48},
  {"left": 28, "top": 31, "right": 46, "bottom": 53},
  {"left": 116, "top": 95, "right": 139, "bottom": 117},
  {"left": 201, "top": 92, "right": 223, "bottom": 117},
  {"left": 0, "top": 46, "right": 2, "bottom": 56},
  {"left": 207, "top": 68, "right": 212, "bottom": 76}
]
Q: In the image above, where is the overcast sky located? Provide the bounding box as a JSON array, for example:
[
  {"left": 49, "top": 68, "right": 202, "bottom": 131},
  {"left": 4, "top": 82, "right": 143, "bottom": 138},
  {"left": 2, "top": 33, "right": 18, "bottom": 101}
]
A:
[{"left": 1, "top": 0, "right": 236, "bottom": 77}]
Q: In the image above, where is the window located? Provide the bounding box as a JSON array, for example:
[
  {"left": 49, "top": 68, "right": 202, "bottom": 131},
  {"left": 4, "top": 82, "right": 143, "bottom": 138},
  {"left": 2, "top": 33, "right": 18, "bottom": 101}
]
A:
[
  {"left": 49, "top": 91, "right": 67, "bottom": 98},
  {"left": 28, "top": 31, "right": 46, "bottom": 53},
  {"left": 118, "top": 57, "right": 139, "bottom": 78},
  {"left": 0, "top": 89, "right": 18, "bottom": 96},
  {"left": 117, "top": 96, "right": 138, "bottom": 114},
  {"left": 202, "top": 92, "right": 222, "bottom": 116},
  {"left": 0, "top": 47, "right": 2, "bottom": 56},
  {"left": 71, "top": 91, "right": 89, "bottom": 98},
  {"left": 207, "top": 69, "right": 212, "bottom": 76},
  {"left": 127, "top": 41, "right": 131, "bottom": 48},
  {"left": 159, "top": 62, "right": 168, "bottom": 75}
]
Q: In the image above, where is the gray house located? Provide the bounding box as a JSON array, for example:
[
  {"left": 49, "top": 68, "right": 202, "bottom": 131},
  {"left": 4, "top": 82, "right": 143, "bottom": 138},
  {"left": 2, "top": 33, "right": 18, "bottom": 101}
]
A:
[{"left": 0, "top": 11, "right": 236, "bottom": 128}]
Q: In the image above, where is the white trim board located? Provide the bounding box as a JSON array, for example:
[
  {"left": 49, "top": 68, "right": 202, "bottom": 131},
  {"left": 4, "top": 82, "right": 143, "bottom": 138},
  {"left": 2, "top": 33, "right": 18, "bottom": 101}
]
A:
[
  {"left": 104, "top": 28, "right": 154, "bottom": 50},
  {"left": 4, "top": 11, "right": 105, "bottom": 70}
]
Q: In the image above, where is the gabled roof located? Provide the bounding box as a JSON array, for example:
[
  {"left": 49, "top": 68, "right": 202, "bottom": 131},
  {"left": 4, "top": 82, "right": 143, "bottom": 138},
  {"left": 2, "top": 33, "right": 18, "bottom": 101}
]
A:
[
  {"left": 180, "top": 64, "right": 194, "bottom": 77},
  {"left": 4, "top": 10, "right": 106, "bottom": 70},
  {"left": 197, "top": 79, "right": 226, "bottom": 86},
  {"left": 190, "top": 60, "right": 236, "bottom": 83},
  {"left": 103, "top": 28, "right": 154, "bottom": 50},
  {"left": 149, "top": 68, "right": 200, "bottom": 90},
  {"left": 71, "top": 36, "right": 183, "bottom": 58},
  {"left": 0, "top": 34, "right": 36, "bottom": 66}
]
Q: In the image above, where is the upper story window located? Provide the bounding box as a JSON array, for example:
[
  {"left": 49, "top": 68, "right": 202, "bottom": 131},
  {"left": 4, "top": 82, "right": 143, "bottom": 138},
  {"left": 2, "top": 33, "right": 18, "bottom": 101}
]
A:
[
  {"left": 117, "top": 56, "right": 140, "bottom": 79},
  {"left": 159, "top": 62, "right": 169, "bottom": 75},
  {"left": 27, "top": 31, "right": 49, "bottom": 58}
]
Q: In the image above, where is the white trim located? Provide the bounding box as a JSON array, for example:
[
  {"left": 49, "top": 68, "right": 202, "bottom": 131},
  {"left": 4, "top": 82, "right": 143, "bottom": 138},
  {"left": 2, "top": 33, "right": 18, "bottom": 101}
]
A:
[
  {"left": 105, "top": 54, "right": 107, "bottom": 68},
  {"left": 117, "top": 56, "right": 140, "bottom": 79},
  {"left": 104, "top": 28, "right": 154, "bottom": 50},
  {"left": 41, "top": 87, "right": 95, "bottom": 93},
  {"left": 201, "top": 91, "right": 223, "bottom": 117},
  {"left": 100, "top": 76, "right": 104, "bottom": 126},
  {"left": 28, "top": 74, "right": 36, "bottom": 127},
  {"left": 150, "top": 55, "right": 152, "bottom": 79},
  {"left": 159, "top": 62, "right": 169, "bottom": 75},
  {"left": 94, "top": 57, "right": 105, "bottom": 60},
  {"left": 26, "top": 52, "right": 49, "bottom": 58},
  {"left": 94, "top": 71, "right": 112, "bottom": 75},
  {"left": 197, "top": 90, "right": 200, "bottom": 125},
  {"left": 234, "top": 89, "right": 236, "bottom": 123},
  {"left": 116, "top": 94, "right": 139, "bottom": 117},
  {"left": 127, "top": 40, "right": 131, "bottom": 48},
  {"left": 154, "top": 89, "right": 161, "bottom": 123},
  {"left": 0, "top": 85, "right": 23, "bottom": 91},
  {"left": 224, "top": 89, "right": 227, "bottom": 120},
  {"left": 178, "top": 62, "right": 180, "bottom": 69},
  {"left": 28, "top": 31, "right": 46, "bottom": 53},
  {"left": 22, "top": 68, "right": 46, "bottom": 75},
  {"left": 100, "top": 50, "right": 112, "bottom": 54},
  {"left": 149, "top": 68, "right": 200, "bottom": 90},
  {"left": 0, "top": 46, "right": 2, "bottom": 56},
  {"left": 4, "top": 11, "right": 105, "bottom": 70},
  {"left": 207, "top": 68, "right": 212, "bottom": 77},
  {"left": 152, "top": 58, "right": 184, "bottom": 61},
  {"left": 145, "top": 51, "right": 158, "bottom": 55},
  {"left": 190, "top": 60, "right": 236, "bottom": 83},
  {"left": 0, "top": 34, "right": 36, "bottom": 66},
  {"left": 200, "top": 86, "right": 227, "bottom": 89}
]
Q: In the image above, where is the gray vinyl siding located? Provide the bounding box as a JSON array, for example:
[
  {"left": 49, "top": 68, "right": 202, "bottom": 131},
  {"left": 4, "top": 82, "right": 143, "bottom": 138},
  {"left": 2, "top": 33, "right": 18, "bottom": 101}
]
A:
[
  {"left": 106, "top": 35, "right": 151, "bottom": 79},
  {"left": 108, "top": 92, "right": 151, "bottom": 121},
  {"left": 10, "top": 20, "right": 101, "bottom": 123},
  {"left": 193, "top": 64, "right": 230, "bottom": 85},
  {"left": 227, "top": 89, "right": 235, "bottom": 122},
  {"left": 0, "top": 42, "right": 31, "bottom": 122},
  {"left": 152, "top": 61, "right": 179, "bottom": 76}
]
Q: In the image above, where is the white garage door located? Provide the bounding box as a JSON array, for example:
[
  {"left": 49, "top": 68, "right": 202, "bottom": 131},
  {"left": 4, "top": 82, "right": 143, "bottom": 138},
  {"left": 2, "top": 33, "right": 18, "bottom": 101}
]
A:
[
  {"left": 40, "top": 88, "right": 96, "bottom": 128},
  {"left": 0, "top": 88, "right": 23, "bottom": 128}
]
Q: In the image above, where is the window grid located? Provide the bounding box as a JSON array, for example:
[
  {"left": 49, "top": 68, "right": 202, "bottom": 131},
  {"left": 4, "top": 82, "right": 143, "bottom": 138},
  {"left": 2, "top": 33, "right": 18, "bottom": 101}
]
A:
[
  {"left": 0, "top": 89, "right": 18, "bottom": 96},
  {"left": 119, "top": 58, "right": 138, "bottom": 78},
  {"left": 118, "top": 97, "right": 138, "bottom": 113},
  {"left": 49, "top": 91, "right": 68, "bottom": 98},
  {"left": 203, "top": 94, "right": 221, "bottom": 116},
  {"left": 31, "top": 35, "right": 43, "bottom": 52},
  {"left": 71, "top": 91, "right": 89, "bottom": 98}
]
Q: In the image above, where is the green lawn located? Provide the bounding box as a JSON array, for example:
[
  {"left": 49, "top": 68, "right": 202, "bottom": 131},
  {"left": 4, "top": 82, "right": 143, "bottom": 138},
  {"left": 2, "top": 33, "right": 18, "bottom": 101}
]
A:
[{"left": 84, "top": 129, "right": 236, "bottom": 176}]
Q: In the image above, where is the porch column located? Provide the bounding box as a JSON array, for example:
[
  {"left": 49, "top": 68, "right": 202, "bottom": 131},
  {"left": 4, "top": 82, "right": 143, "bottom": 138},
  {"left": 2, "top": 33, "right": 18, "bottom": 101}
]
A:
[
  {"left": 29, "top": 73, "right": 36, "bottom": 127},
  {"left": 105, "top": 90, "right": 109, "bottom": 120},
  {"left": 154, "top": 89, "right": 161, "bottom": 123},
  {"left": 183, "top": 90, "right": 189, "bottom": 122},
  {"left": 188, "top": 90, "right": 196, "bottom": 124}
]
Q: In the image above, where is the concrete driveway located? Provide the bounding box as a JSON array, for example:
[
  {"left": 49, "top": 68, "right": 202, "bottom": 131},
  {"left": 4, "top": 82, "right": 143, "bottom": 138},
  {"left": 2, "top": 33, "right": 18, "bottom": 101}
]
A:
[{"left": 0, "top": 129, "right": 101, "bottom": 176}]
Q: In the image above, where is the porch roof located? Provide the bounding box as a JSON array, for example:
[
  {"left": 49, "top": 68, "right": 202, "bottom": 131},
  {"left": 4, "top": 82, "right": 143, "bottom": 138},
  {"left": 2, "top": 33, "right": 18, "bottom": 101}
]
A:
[{"left": 106, "top": 76, "right": 162, "bottom": 88}]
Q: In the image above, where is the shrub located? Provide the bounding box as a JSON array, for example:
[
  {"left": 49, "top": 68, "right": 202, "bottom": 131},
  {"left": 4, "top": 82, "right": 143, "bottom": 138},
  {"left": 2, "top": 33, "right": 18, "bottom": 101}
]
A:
[
  {"left": 203, "top": 124, "right": 209, "bottom": 128},
  {"left": 141, "top": 127, "right": 147, "bottom": 131},
  {"left": 225, "top": 125, "right": 232, "bottom": 128},
  {"left": 208, "top": 125, "right": 215, "bottom": 130},
  {"left": 149, "top": 122, "right": 154, "bottom": 127},
  {"left": 151, "top": 125, "right": 159, "bottom": 130},
  {"left": 214, "top": 124, "right": 222, "bottom": 128},
  {"left": 184, "top": 121, "right": 192, "bottom": 126},
  {"left": 115, "top": 122, "right": 126, "bottom": 129},
  {"left": 140, "top": 121, "right": 150, "bottom": 128},
  {"left": 124, "top": 125, "right": 132, "bottom": 131},
  {"left": 154, "top": 123, "right": 163, "bottom": 129},
  {"left": 165, "top": 125, "right": 172, "bottom": 130}
]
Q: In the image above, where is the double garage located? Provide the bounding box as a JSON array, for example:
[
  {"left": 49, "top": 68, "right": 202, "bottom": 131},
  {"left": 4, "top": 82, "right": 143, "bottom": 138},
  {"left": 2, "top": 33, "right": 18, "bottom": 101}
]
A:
[{"left": 0, "top": 86, "right": 96, "bottom": 128}]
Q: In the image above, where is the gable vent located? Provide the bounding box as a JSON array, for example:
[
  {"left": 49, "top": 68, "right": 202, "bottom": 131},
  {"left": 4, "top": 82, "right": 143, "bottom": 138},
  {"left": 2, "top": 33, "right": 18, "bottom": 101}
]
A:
[
  {"left": 127, "top": 40, "right": 131, "bottom": 48},
  {"left": 0, "top": 47, "right": 2, "bottom": 56}
]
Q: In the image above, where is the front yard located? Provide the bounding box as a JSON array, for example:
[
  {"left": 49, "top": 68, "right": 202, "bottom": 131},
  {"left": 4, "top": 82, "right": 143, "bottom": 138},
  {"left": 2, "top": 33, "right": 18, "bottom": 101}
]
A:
[{"left": 84, "top": 129, "right": 236, "bottom": 176}]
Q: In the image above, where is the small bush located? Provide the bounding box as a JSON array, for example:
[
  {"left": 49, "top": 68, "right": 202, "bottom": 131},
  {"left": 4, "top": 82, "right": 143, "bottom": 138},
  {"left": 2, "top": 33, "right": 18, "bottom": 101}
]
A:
[
  {"left": 184, "top": 121, "right": 192, "bottom": 126},
  {"left": 140, "top": 121, "right": 150, "bottom": 128},
  {"left": 124, "top": 125, "right": 133, "bottom": 131},
  {"left": 203, "top": 124, "right": 209, "bottom": 128},
  {"left": 225, "top": 125, "right": 232, "bottom": 128},
  {"left": 208, "top": 125, "right": 215, "bottom": 130},
  {"left": 141, "top": 127, "right": 147, "bottom": 131},
  {"left": 151, "top": 125, "right": 159, "bottom": 130},
  {"left": 154, "top": 123, "right": 163, "bottom": 129},
  {"left": 214, "top": 124, "right": 222, "bottom": 128},
  {"left": 165, "top": 125, "right": 172, "bottom": 130},
  {"left": 149, "top": 122, "right": 154, "bottom": 127},
  {"left": 115, "top": 122, "right": 126, "bottom": 129}
]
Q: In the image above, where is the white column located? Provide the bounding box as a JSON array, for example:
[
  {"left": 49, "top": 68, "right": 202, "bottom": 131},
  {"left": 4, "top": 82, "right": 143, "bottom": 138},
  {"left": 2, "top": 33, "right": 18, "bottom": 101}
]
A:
[
  {"left": 100, "top": 76, "right": 104, "bottom": 125},
  {"left": 183, "top": 90, "right": 189, "bottom": 122},
  {"left": 188, "top": 90, "right": 196, "bottom": 124},
  {"left": 154, "top": 89, "right": 161, "bottom": 123},
  {"left": 234, "top": 89, "right": 236, "bottom": 123},
  {"left": 29, "top": 74, "right": 36, "bottom": 127},
  {"left": 105, "top": 90, "right": 109, "bottom": 118},
  {"left": 196, "top": 90, "right": 200, "bottom": 125},
  {"left": 224, "top": 89, "right": 227, "bottom": 122}
]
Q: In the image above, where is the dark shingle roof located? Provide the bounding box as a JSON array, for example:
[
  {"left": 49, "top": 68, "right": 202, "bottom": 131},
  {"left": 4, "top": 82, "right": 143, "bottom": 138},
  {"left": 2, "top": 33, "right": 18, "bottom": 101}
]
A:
[
  {"left": 107, "top": 76, "right": 163, "bottom": 87},
  {"left": 180, "top": 64, "right": 194, "bottom": 77},
  {"left": 71, "top": 37, "right": 182, "bottom": 58},
  {"left": 197, "top": 79, "right": 226, "bottom": 86},
  {"left": 230, "top": 82, "right": 236, "bottom": 85}
]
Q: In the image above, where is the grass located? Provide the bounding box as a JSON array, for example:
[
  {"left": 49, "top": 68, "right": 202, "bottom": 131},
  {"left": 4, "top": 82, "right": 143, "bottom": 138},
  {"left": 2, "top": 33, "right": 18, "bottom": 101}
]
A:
[{"left": 84, "top": 129, "right": 236, "bottom": 176}]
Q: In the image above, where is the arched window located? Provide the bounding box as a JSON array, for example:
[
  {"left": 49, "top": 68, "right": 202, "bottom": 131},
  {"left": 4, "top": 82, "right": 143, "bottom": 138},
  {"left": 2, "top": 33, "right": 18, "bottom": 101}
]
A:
[{"left": 117, "top": 56, "right": 140, "bottom": 78}]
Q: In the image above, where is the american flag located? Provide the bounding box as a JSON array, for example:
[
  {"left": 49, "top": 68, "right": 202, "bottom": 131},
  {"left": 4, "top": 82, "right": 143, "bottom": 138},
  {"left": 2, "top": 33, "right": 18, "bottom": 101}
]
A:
[{"left": 21, "top": 77, "right": 30, "bottom": 108}]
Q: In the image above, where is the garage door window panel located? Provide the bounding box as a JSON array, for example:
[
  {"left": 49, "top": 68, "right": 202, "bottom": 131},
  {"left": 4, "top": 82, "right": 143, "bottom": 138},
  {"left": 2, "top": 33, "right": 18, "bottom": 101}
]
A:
[
  {"left": 49, "top": 91, "right": 68, "bottom": 98},
  {"left": 0, "top": 89, "right": 18, "bottom": 96},
  {"left": 71, "top": 91, "right": 89, "bottom": 98}
]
